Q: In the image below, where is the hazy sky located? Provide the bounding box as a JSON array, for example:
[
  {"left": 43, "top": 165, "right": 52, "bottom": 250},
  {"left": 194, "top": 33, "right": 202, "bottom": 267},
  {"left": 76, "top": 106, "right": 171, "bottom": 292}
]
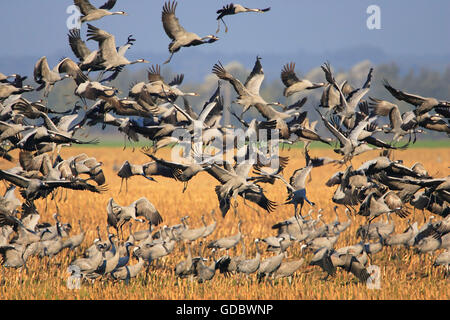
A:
[{"left": 1, "top": 0, "right": 449, "bottom": 58}]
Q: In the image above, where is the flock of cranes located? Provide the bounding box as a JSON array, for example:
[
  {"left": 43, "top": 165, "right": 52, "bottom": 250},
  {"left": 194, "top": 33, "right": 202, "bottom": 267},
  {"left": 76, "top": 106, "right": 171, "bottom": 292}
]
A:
[{"left": 0, "top": 1, "right": 449, "bottom": 288}]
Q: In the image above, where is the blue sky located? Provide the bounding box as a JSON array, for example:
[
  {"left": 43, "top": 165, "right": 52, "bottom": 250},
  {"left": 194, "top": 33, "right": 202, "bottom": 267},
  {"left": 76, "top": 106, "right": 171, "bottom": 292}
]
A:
[
  {"left": 1, "top": 0, "right": 449, "bottom": 56},
  {"left": 0, "top": 1, "right": 449, "bottom": 79}
]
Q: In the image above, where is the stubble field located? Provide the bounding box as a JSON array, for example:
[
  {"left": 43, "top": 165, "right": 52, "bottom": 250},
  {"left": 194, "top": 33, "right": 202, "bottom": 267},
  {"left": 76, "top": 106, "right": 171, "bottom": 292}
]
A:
[{"left": 0, "top": 146, "right": 449, "bottom": 300}]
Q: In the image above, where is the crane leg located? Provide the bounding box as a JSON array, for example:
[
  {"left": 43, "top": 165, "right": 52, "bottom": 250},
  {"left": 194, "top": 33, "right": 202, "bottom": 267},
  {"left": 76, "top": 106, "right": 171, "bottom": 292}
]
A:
[
  {"left": 243, "top": 198, "right": 260, "bottom": 216},
  {"left": 232, "top": 199, "right": 241, "bottom": 220},
  {"left": 163, "top": 53, "right": 174, "bottom": 65},
  {"left": 119, "top": 178, "right": 124, "bottom": 194},
  {"left": 216, "top": 20, "right": 221, "bottom": 34}
]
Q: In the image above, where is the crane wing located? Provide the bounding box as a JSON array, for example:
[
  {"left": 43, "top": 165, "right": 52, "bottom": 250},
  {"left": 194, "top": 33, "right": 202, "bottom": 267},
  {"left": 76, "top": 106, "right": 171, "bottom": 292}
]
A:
[
  {"left": 244, "top": 57, "right": 264, "bottom": 95},
  {"left": 133, "top": 197, "right": 163, "bottom": 226},
  {"left": 74, "top": 0, "right": 97, "bottom": 15},
  {"left": 212, "top": 62, "right": 247, "bottom": 97},
  {"left": 161, "top": 1, "right": 187, "bottom": 40},
  {"left": 86, "top": 24, "right": 117, "bottom": 63},
  {"left": 99, "top": 0, "right": 117, "bottom": 10},
  {"left": 281, "top": 62, "right": 300, "bottom": 88},
  {"left": 0, "top": 170, "right": 30, "bottom": 189},
  {"left": 68, "top": 28, "right": 92, "bottom": 61},
  {"left": 383, "top": 80, "right": 427, "bottom": 106}
]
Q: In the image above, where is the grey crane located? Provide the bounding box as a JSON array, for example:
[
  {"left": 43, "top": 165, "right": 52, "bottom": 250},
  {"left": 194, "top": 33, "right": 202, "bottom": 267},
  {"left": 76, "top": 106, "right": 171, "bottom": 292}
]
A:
[
  {"left": 257, "top": 237, "right": 286, "bottom": 284},
  {"left": 110, "top": 248, "right": 145, "bottom": 284},
  {"left": 207, "top": 220, "right": 242, "bottom": 254},
  {"left": 218, "top": 85, "right": 300, "bottom": 141},
  {"left": 215, "top": 237, "right": 246, "bottom": 277},
  {"left": 382, "top": 190, "right": 412, "bottom": 220},
  {"left": 86, "top": 24, "right": 148, "bottom": 76},
  {"left": 107, "top": 197, "right": 163, "bottom": 238},
  {"left": 68, "top": 154, "right": 106, "bottom": 186},
  {"left": 433, "top": 250, "right": 450, "bottom": 277},
  {"left": 0, "top": 242, "right": 39, "bottom": 269},
  {"left": 134, "top": 227, "right": 176, "bottom": 266},
  {"left": 161, "top": 216, "right": 189, "bottom": 242},
  {"left": 130, "top": 221, "right": 153, "bottom": 243},
  {"left": 212, "top": 58, "right": 279, "bottom": 118},
  {"left": 174, "top": 242, "right": 194, "bottom": 279},
  {"left": 0, "top": 185, "right": 21, "bottom": 215},
  {"left": 133, "top": 65, "right": 199, "bottom": 103},
  {"left": 74, "top": 0, "right": 127, "bottom": 23},
  {"left": 0, "top": 83, "right": 34, "bottom": 101},
  {"left": 356, "top": 212, "right": 395, "bottom": 240},
  {"left": 317, "top": 108, "right": 377, "bottom": 162},
  {"left": 410, "top": 162, "right": 431, "bottom": 178},
  {"left": 272, "top": 162, "right": 315, "bottom": 218},
  {"left": 201, "top": 210, "right": 217, "bottom": 239},
  {"left": 116, "top": 160, "right": 164, "bottom": 192},
  {"left": 162, "top": 1, "right": 219, "bottom": 64},
  {"left": 57, "top": 57, "right": 118, "bottom": 104},
  {"left": 83, "top": 226, "right": 103, "bottom": 257},
  {"left": 262, "top": 234, "right": 295, "bottom": 253},
  {"left": 363, "top": 227, "right": 384, "bottom": 259},
  {"left": 206, "top": 163, "right": 277, "bottom": 217},
  {"left": 0, "top": 121, "right": 34, "bottom": 144},
  {"left": 0, "top": 72, "right": 15, "bottom": 83},
  {"left": 33, "top": 57, "right": 70, "bottom": 98},
  {"left": 384, "top": 221, "right": 417, "bottom": 248},
  {"left": 68, "top": 28, "right": 103, "bottom": 72},
  {"left": 306, "top": 234, "right": 339, "bottom": 252},
  {"left": 309, "top": 247, "right": 336, "bottom": 280},
  {"left": 368, "top": 97, "right": 421, "bottom": 143},
  {"left": 416, "top": 233, "right": 449, "bottom": 254},
  {"left": 310, "top": 247, "right": 371, "bottom": 283},
  {"left": 0, "top": 168, "right": 107, "bottom": 201},
  {"left": 383, "top": 79, "right": 450, "bottom": 116},
  {"left": 37, "top": 214, "right": 65, "bottom": 259},
  {"left": 19, "top": 203, "right": 41, "bottom": 233},
  {"left": 358, "top": 191, "right": 401, "bottom": 223},
  {"left": 10, "top": 219, "right": 44, "bottom": 246},
  {"left": 272, "top": 244, "right": 307, "bottom": 284},
  {"left": 216, "top": 3, "right": 270, "bottom": 33},
  {"left": 62, "top": 220, "right": 85, "bottom": 251},
  {"left": 93, "top": 238, "right": 122, "bottom": 277},
  {"left": 99, "top": 231, "right": 117, "bottom": 260},
  {"left": 0, "top": 226, "right": 13, "bottom": 247},
  {"left": 193, "top": 248, "right": 217, "bottom": 283},
  {"left": 335, "top": 240, "right": 365, "bottom": 256},
  {"left": 280, "top": 62, "right": 325, "bottom": 97},
  {"left": 321, "top": 61, "right": 373, "bottom": 124},
  {"left": 127, "top": 68, "right": 197, "bottom": 109},
  {"left": 431, "top": 216, "right": 450, "bottom": 238},
  {"left": 332, "top": 207, "right": 352, "bottom": 234},
  {"left": 178, "top": 215, "right": 207, "bottom": 242},
  {"left": 69, "top": 239, "right": 107, "bottom": 277},
  {"left": 271, "top": 215, "right": 308, "bottom": 241},
  {"left": 236, "top": 238, "right": 261, "bottom": 280},
  {"left": 142, "top": 151, "right": 212, "bottom": 193},
  {"left": 320, "top": 81, "right": 355, "bottom": 109}
]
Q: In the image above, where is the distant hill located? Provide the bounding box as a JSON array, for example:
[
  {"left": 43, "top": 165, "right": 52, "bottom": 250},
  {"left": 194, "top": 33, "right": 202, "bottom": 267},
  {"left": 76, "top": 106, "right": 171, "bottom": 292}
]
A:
[{"left": 1, "top": 44, "right": 450, "bottom": 82}]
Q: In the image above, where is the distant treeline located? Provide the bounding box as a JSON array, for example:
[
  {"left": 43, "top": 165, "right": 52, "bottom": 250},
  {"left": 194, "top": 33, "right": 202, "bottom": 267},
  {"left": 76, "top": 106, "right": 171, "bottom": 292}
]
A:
[{"left": 21, "top": 60, "right": 450, "bottom": 142}]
